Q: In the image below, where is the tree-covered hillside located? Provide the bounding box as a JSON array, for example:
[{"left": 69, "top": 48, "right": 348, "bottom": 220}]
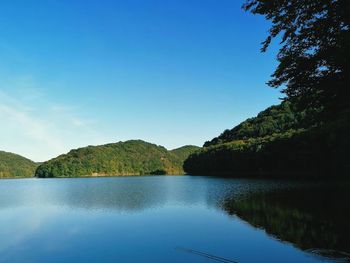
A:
[
  {"left": 184, "top": 105, "right": 350, "bottom": 177},
  {"left": 184, "top": 0, "right": 350, "bottom": 178},
  {"left": 204, "top": 101, "right": 313, "bottom": 147},
  {"left": 35, "top": 140, "right": 199, "bottom": 178},
  {"left": 0, "top": 151, "right": 37, "bottom": 178},
  {"left": 170, "top": 145, "right": 200, "bottom": 162}
]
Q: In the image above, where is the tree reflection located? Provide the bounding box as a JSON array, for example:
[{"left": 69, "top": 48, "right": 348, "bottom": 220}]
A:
[{"left": 220, "top": 184, "right": 350, "bottom": 259}]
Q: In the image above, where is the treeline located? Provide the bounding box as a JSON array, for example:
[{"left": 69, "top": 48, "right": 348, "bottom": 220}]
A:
[
  {"left": 184, "top": 107, "right": 350, "bottom": 178},
  {"left": 0, "top": 151, "right": 38, "bottom": 178},
  {"left": 184, "top": 0, "right": 349, "bottom": 178},
  {"left": 204, "top": 102, "right": 316, "bottom": 147},
  {"left": 36, "top": 140, "right": 199, "bottom": 178}
]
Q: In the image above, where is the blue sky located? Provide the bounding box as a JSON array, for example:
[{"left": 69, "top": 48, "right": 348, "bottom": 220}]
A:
[{"left": 0, "top": 0, "right": 281, "bottom": 161}]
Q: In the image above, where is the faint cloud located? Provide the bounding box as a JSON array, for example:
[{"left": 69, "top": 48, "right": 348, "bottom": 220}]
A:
[
  {"left": 50, "top": 105, "right": 74, "bottom": 112},
  {"left": 0, "top": 91, "right": 66, "bottom": 154},
  {"left": 0, "top": 83, "right": 106, "bottom": 161},
  {"left": 71, "top": 117, "right": 86, "bottom": 127}
]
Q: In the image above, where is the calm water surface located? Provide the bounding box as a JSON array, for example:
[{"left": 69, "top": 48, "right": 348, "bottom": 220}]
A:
[{"left": 0, "top": 176, "right": 349, "bottom": 263}]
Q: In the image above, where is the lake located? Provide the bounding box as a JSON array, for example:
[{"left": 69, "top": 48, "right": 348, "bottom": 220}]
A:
[{"left": 0, "top": 176, "right": 349, "bottom": 263}]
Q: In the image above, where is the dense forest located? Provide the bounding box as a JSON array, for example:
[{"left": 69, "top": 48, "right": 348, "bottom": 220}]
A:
[
  {"left": 183, "top": 0, "right": 350, "bottom": 178},
  {"left": 184, "top": 104, "right": 349, "bottom": 177},
  {"left": 0, "top": 151, "right": 38, "bottom": 178},
  {"left": 204, "top": 101, "right": 313, "bottom": 147},
  {"left": 35, "top": 140, "right": 199, "bottom": 178}
]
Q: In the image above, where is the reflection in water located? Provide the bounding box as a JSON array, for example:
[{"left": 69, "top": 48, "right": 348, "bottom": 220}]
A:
[
  {"left": 0, "top": 176, "right": 290, "bottom": 212},
  {"left": 220, "top": 184, "right": 350, "bottom": 261},
  {"left": 0, "top": 176, "right": 349, "bottom": 263}
]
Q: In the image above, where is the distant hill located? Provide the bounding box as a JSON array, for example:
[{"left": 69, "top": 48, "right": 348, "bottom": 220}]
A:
[
  {"left": 35, "top": 140, "right": 200, "bottom": 178},
  {"left": 0, "top": 151, "right": 37, "bottom": 178},
  {"left": 170, "top": 145, "right": 200, "bottom": 163}
]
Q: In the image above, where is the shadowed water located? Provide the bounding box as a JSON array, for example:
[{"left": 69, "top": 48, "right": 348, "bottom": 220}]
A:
[{"left": 0, "top": 176, "right": 349, "bottom": 263}]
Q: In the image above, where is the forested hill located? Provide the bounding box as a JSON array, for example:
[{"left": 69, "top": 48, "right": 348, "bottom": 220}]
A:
[
  {"left": 184, "top": 102, "right": 349, "bottom": 177},
  {"left": 186, "top": 0, "right": 350, "bottom": 178},
  {"left": 204, "top": 101, "right": 311, "bottom": 147},
  {"left": 0, "top": 151, "right": 38, "bottom": 178},
  {"left": 35, "top": 140, "right": 200, "bottom": 178},
  {"left": 170, "top": 145, "right": 201, "bottom": 161}
]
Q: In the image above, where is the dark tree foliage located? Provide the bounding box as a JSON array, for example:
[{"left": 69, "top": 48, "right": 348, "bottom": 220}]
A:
[
  {"left": 243, "top": 0, "right": 350, "bottom": 117},
  {"left": 184, "top": 100, "right": 350, "bottom": 177},
  {"left": 184, "top": 1, "right": 350, "bottom": 178},
  {"left": 185, "top": 126, "right": 348, "bottom": 178}
]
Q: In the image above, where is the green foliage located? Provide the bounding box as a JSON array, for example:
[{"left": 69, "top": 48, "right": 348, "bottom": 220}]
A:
[
  {"left": 170, "top": 145, "right": 201, "bottom": 164},
  {"left": 35, "top": 140, "right": 200, "bottom": 178},
  {"left": 185, "top": 0, "right": 350, "bottom": 178},
  {"left": 184, "top": 109, "right": 350, "bottom": 177},
  {"left": 0, "top": 151, "right": 37, "bottom": 178},
  {"left": 204, "top": 101, "right": 315, "bottom": 147},
  {"left": 243, "top": 0, "right": 350, "bottom": 118}
]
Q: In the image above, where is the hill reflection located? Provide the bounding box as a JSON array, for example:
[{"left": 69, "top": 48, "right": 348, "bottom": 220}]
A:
[
  {"left": 220, "top": 184, "right": 350, "bottom": 260},
  {"left": 1, "top": 176, "right": 350, "bottom": 262}
]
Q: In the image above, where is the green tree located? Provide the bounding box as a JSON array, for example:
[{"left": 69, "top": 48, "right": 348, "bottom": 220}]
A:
[{"left": 243, "top": 0, "right": 350, "bottom": 117}]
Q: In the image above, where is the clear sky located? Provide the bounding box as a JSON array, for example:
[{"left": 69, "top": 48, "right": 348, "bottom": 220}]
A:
[{"left": 0, "top": 0, "right": 281, "bottom": 162}]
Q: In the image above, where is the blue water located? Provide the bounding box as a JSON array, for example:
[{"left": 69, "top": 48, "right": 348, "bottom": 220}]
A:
[{"left": 0, "top": 176, "right": 348, "bottom": 263}]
